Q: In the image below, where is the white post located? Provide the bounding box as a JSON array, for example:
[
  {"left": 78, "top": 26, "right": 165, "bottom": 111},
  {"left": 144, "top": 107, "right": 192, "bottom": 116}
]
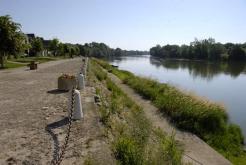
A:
[
  {"left": 86, "top": 57, "right": 88, "bottom": 65},
  {"left": 77, "top": 73, "right": 85, "bottom": 90},
  {"left": 83, "top": 67, "right": 87, "bottom": 78},
  {"left": 68, "top": 89, "right": 83, "bottom": 120},
  {"left": 81, "top": 57, "right": 87, "bottom": 79},
  {"left": 83, "top": 62, "right": 87, "bottom": 78}
]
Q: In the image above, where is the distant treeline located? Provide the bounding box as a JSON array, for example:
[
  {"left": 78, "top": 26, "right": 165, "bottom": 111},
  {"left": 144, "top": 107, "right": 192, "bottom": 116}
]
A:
[
  {"left": 79, "top": 42, "right": 149, "bottom": 57},
  {"left": 150, "top": 38, "right": 246, "bottom": 61}
]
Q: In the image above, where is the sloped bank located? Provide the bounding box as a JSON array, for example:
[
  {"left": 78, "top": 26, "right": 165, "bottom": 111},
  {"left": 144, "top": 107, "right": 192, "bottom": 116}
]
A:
[
  {"left": 94, "top": 58, "right": 246, "bottom": 165},
  {"left": 89, "top": 59, "right": 183, "bottom": 164}
]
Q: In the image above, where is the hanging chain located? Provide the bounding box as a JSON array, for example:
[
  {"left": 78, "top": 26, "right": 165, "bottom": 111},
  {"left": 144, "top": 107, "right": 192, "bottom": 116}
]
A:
[{"left": 51, "top": 87, "right": 76, "bottom": 165}]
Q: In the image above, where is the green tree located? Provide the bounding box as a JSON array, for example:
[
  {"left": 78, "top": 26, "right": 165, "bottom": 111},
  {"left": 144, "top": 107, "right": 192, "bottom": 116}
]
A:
[
  {"left": 63, "top": 44, "right": 71, "bottom": 56},
  {"left": 49, "top": 38, "right": 59, "bottom": 56},
  {"left": 114, "top": 48, "right": 123, "bottom": 56},
  {"left": 69, "top": 45, "right": 80, "bottom": 58},
  {"left": 208, "top": 43, "right": 226, "bottom": 60},
  {"left": 57, "top": 43, "right": 65, "bottom": 56},
  {"left": 228, "top": 45, "right": 246, "bottom": 60},
  {"left": 150, "top": 45, "right": 161, "bottom": 57},
  {"left": 30, "top": 37, "right": 43, "bottom": 56},
  {"left": 179, "top": 45, "right": 189, "bottom": 58},
  {"left": 77, "top": 44, "right": 87, "bottom": 56},
  {"left": 0, "top": 15, "right": 27, "bottom": 68}
]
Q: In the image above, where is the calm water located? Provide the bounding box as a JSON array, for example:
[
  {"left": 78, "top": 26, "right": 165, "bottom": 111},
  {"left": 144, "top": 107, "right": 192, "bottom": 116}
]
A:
[{"left": 107, "top": 55, "right": 246, "bottom": 139}]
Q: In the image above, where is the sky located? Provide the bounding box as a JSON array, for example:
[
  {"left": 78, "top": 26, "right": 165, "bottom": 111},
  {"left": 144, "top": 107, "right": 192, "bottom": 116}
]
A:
[{"left": 0, "top": 0, "right": 245, "bottom": 50}]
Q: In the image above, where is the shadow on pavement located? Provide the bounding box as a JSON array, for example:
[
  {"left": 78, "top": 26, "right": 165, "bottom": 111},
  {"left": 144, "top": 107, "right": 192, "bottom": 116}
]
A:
[
  {"left": 45, "top": 117, "right": 69, "bottom": 161},
  {"left": 47, "top": 89, "right": 68, "bottom": 94}
]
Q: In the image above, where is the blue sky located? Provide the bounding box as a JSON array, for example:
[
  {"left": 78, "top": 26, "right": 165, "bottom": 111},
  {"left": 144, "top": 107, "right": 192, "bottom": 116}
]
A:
[{"left": 0, "top": 0, "right": 245, "bottom": 50}]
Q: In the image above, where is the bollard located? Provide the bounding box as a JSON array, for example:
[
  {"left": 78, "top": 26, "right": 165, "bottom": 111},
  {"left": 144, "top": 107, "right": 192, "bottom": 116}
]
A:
[
  {"left": 82, "top": 57, "right": 86, "bottom": 62},
  {"left": 82, "top": 62, "right": 87, "bottom": 78},
  {"left": 77, "top": 73, "right": 85, "bottom": 90},
  {"left": 81, "top": 57, "right": 87, "bottom": 78},
  {"left": 86, "top": 58, "right": 89, "bottom": 72},
  {"left": 83, "top": 67, "right": 87, "bottom": 78},
  {"left": 68, "top": 89, "right": 83, "bottom": 120}
]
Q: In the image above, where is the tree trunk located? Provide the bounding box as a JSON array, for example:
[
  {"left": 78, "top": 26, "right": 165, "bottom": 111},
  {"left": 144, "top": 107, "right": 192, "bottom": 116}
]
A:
[{"left": 0, "top": 52, "right": 5, "bottom": 68}]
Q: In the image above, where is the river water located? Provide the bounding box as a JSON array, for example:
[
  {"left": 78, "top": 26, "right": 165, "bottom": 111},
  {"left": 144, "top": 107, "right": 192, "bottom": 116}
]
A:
[{"left": 107, "top": 55, "right": 246, "bottom": 139}]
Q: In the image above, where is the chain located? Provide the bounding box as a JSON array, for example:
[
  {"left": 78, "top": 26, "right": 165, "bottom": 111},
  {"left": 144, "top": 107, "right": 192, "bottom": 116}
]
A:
[
  {"left": 184, "top": 154, "right": 203, "bottom": 165},
  {"left": 51, "top": 87, "right": 76, "bottom": 165}
]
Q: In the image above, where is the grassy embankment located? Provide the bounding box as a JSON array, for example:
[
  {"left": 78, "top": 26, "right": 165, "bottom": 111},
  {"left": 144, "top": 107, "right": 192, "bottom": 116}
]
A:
[
  {"left": 94, "top": 58, "right": 246, "bottom": 165},
  {"left": 1, "top": 56, "right": 67, "bottom": 69},
  {"left": 88, "top": 60, "right": 182, "bottom": 165}
]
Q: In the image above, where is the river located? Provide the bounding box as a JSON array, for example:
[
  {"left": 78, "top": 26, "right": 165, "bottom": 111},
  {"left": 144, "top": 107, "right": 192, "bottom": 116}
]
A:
[{"left": 107, "top": 55, "right": 246, "bottom": 139}]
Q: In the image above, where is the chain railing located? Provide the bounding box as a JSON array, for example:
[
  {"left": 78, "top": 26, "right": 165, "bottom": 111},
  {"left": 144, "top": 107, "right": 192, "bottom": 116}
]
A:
[
  {"left": 51, "top": 87, "right": 76, "bottom": 165},
  {"left": 50, "top": 58, "right": 87, "bottom": 164}
]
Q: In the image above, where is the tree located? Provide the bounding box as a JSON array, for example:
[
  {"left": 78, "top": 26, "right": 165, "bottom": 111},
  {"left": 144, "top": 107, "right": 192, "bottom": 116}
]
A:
[
  {"left": 228, "top": 45, "right": 246, "bottom": 60},
  {"left": 150, "top": 45, "right": 162, "bottom": 57},
  {"left": 0, "top": 15, "right": 27, "bottom": 68},
  {"left": 63, "top": 44, "right": 71, "bottom": 56},
  {"left": 114, "top": 48, "right": 123, "bottom": 56},
  {"left": 69, "top": 45, "right": 79, "bottom": 58},
  {"left": 208, "top": 43, "right": 226, "bottom": 60},
  {"left": 30, "top": 37, "right": 43, "bottom": 56},
  {"left": 179, "top": 45, "right": 189, "bottom": 58},
  {"left": 57, "top": 43, "right": 65, "bottom": 56},
  {"left": 49, "top": 38, "right": 59, "bottom": 56}
]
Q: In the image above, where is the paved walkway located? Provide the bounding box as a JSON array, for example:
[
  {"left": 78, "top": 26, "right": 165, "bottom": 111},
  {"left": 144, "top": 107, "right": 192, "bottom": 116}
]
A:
[
  {"left": 0, "top": 59, "right": 114, "bottom": 165},
  {"left": 107, "top": 71, "right": 231, "bottom": 165}
]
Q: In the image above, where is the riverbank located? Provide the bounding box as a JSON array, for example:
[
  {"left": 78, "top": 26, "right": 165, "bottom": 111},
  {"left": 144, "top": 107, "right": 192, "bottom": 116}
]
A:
[
  {"left": 89, "top": 59, "right": 183, "bottom": 164},
  {"left": 94, "top": 58, "right": 246, "bottom": 165}
]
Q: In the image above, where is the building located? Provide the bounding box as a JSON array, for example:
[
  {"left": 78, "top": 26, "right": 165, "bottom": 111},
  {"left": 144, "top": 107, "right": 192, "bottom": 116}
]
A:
[{"left": 24, "top": 33, "right": 51, "bottom": 56}]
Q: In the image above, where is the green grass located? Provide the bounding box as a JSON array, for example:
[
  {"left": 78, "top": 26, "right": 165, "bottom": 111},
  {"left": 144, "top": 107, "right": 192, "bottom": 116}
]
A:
[
  {"left": 90, "top": 60, "right": 183, "bottom": 165},
  {"left": 11, "top": 56, "right": 63, "bottom": 64},
  {"left": 94, "top": 58, "right": 246, "bottom": 164},
  {"left": 90, "top": 60, "right": 107, "bottom": 81},
  {"left": 1, "top": 56, "right": 68, "bottom": 70},
  {"left": 0, "top": 61, "right": 26, "bottom": 69},
  {"left": 229, "top": 153, "right": 246, "bottom": 165}
]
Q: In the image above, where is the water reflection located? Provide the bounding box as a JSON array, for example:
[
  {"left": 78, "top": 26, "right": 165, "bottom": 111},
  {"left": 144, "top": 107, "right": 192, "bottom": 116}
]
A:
[
  {"left": 106, "top": 55, "right": 246, "bottom": 141},
  {"left": 149, "top": 57, "right": 246, "bottom": 81}
]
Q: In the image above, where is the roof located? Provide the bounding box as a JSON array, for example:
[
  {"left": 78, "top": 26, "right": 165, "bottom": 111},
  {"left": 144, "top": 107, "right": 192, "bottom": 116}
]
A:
[
  {"left": 26, "top": 33, "right": 35, "bottom": 39},
  {"left": 43, "top": 40, "right": 52, "bottom": 48}
]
